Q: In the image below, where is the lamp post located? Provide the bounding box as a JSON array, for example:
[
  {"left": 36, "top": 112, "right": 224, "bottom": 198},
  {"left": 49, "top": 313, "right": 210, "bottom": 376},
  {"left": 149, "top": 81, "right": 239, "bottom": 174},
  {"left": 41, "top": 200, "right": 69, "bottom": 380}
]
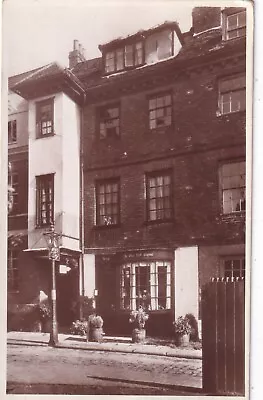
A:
[{"left": 43, "top": 223, "right": 60, "bottom": 346}]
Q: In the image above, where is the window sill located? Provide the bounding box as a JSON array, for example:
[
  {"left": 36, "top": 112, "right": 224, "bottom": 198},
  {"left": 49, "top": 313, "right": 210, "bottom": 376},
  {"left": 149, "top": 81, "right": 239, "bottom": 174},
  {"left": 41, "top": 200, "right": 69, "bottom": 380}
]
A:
[
  {"left": 8, "top": 213, "right": 27, "bottom": 217},
  {"left": 148, "top": 125, "right": 173, "bottom": 134},
  {"left": 35, "top": 224, "right": 53, "bottom": 230},
  {"left": 94, "top": 223, "right": 121, "bottom": 230},
  {"left": 119, "top": 309, "right": 171, "bottom": 314},
  {"left": 36, "top": 132, "right": 55, "bottom": 139},
  {"left": 220, "top": 212, "right": 245, "bottom": 221},
  {"left": 216, "top": 109, "right": 246, "bottom": 118},
  {"left": 144, "top": 219, "right": 174, "bottom": 226}
]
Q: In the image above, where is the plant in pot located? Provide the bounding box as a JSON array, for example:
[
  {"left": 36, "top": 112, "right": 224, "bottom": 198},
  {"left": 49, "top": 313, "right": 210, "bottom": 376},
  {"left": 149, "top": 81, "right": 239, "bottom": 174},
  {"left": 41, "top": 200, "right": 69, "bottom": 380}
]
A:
[
  {"left": 37, "top": 302, "right": 52, "bottom": 333},
  {"left": 129, "top": 305, "right": 149, "bottom": 343},
  {"left": 87, "top": 314, "right": 104, "bottom": 342},
  {"left": 70, "top": 319, "right": 89, "bottom": 336},
  {"left": 173, "top": 316, "right": 192, "bottom": 347}
]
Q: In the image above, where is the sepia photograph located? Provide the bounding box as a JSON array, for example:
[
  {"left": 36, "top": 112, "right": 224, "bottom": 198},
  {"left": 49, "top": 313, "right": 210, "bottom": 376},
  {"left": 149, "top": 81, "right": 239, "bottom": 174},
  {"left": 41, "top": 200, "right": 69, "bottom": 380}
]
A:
[{"left": 2, "top": 0, "right": 254, "bottom": 397}]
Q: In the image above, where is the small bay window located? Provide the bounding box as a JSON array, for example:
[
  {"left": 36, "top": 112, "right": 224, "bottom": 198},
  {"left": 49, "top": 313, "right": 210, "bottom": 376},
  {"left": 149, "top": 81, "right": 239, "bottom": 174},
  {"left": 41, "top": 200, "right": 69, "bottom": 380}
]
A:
[{"left": 120, "top": 261, "right": 172, "bottom": 311}]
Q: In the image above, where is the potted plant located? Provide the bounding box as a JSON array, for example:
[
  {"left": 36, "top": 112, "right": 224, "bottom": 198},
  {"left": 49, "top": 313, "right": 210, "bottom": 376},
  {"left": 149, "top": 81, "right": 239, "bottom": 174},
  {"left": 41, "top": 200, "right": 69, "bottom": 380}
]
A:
[
  {"left": 129, "top": 305, "right": 149, "bottom": 343},
  {"left": 87, "top": 314, "right": 104, "bottom": 342},
  {"left": 70, "top": 319, "right": 89, "bottom": 336},
  {"left": 173, "top": 316, "right": 191, "bottom": 347},
  {"left": 38, "top": 302, "right": 52, "bottom": 333}
]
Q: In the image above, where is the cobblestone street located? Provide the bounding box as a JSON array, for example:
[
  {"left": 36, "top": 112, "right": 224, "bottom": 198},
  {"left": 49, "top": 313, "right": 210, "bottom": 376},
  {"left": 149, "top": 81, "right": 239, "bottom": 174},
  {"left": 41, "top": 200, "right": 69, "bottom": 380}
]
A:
[{"left": 7, "top": 343, "right": 202, "bottom": 394}]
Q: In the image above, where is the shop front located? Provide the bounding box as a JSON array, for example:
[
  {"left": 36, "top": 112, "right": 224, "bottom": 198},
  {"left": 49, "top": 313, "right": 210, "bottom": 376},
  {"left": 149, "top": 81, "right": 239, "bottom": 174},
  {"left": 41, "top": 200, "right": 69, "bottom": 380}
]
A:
[{"left": 95, "top": 249, "right": 175, "bottom": 337}]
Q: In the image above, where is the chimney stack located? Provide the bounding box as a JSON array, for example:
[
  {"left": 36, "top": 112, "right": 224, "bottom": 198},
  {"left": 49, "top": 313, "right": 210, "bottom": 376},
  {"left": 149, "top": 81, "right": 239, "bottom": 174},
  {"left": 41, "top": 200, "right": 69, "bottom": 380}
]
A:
[
  {"left": 192, "top": 7, "right": 221, "bottom": 35},
  {"left": 69, "top": 40, "right": 86, "bottom": 69}
]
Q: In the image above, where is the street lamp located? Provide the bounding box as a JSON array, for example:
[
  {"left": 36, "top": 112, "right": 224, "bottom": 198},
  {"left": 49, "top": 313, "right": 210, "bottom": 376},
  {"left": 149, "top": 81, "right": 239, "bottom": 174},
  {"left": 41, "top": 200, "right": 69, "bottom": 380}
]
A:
[{"left": 43, "top": 223, "right": 60, "bottom": 346}]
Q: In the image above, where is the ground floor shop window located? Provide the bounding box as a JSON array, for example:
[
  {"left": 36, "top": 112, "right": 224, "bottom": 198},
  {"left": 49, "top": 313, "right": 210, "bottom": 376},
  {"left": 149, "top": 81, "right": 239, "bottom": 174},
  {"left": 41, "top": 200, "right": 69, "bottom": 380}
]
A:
[
  {"left": 120, "top": 261, "right": 171, "bottom": 310},
  {"left": 223, "top": 256, "right": 245, "bottom": 279},
  {"left": 8, "top": 249, "right": 19, "bottom": 292}
]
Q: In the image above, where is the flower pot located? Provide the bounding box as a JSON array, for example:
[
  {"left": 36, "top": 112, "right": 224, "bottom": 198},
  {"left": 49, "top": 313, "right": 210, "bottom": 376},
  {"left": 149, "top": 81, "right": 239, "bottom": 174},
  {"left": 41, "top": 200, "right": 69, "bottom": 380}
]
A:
[
  {"left": 174, "top": 333, "right": 190, "bottom": 347},
  {"left": 88, "top": 327, "right": 103, "bottom": 342},
  {"left": 132, "top": 328, "right": 146, "bottom": 343}
]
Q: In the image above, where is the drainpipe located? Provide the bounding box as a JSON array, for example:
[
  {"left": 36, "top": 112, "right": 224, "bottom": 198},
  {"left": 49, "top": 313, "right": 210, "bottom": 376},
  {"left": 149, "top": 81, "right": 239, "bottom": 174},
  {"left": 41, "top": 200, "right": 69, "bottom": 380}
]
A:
[{"left": 64, "top": 67, "right": 86, "bottom": 319}]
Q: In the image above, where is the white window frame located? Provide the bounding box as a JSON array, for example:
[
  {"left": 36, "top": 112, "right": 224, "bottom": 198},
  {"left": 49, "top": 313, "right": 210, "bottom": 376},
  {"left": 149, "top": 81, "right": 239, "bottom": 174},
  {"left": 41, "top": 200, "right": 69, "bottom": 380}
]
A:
[
  {"left": 8, "top": 120, "right": 17, "bottom": 144},
  {"left": 120, "top": 261, "right": 172, "bottom": 311},
  {"left": 8, "top": 249, "right": 19, "bottom": 292},
  {"left": 8, "top": 171, "right": 19, "bottom": 214},
  {"left": 218, "top": 74, "right": 246, "bottom": 115},
  {"left": 220, "top": 161, "right": 246, "bottom": 214},
  {"left": 222, "top": 256, "right": 245, "bottom": 279},
  {"left": 223, "top": 10, "right": 246, "bottom": 41}
]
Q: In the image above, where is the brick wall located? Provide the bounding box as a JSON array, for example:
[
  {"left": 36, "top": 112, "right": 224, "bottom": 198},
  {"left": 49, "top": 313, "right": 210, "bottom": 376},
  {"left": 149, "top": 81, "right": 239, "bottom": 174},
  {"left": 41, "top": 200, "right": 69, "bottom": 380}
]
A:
[
  {"left": 84, "top": 143, "right": 245, "bottom": 250},
  {"left": 83, "top": 60, "right": 246, "bottom": 252},
  {"left": 83, "top": 64, "right": 246, "bottom": 170}
]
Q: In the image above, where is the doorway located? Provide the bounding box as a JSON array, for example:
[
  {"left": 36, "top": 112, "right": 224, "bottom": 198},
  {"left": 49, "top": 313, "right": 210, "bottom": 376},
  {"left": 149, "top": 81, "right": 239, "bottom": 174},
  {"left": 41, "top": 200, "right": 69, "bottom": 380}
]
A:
[{"left": 56, "top": 266, "right": 79, "bottom": 330}]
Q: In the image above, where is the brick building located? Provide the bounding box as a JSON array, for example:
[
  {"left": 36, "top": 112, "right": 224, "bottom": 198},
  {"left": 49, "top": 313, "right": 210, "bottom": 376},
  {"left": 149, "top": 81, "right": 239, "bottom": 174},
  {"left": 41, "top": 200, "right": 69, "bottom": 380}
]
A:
[{"left": 8, "top": 6, "right": 247, "bottom": 336}]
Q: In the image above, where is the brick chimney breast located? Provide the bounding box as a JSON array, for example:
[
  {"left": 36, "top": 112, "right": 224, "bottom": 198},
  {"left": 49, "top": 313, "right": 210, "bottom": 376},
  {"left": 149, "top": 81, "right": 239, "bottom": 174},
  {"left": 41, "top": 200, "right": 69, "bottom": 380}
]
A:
[
  {"left": 192, "top": 7, "right": 221, "bottom": 35},
  {"left": 68, "top": 40, "right": 86, "bottom": 69}
]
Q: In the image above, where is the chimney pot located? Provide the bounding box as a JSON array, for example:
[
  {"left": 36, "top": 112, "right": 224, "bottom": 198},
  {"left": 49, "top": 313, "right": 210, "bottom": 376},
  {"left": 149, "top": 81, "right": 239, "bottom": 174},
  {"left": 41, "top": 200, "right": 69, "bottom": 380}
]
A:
[{"left": 74, "top": 39, "right": 79, "bottom": 51}]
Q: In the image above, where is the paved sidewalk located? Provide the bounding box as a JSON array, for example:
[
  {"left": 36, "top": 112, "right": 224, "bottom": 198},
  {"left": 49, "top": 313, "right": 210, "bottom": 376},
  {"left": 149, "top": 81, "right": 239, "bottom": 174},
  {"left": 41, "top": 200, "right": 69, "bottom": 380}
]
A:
[{"left": 7, "top": 331, "right": 202, "bottom": 359}]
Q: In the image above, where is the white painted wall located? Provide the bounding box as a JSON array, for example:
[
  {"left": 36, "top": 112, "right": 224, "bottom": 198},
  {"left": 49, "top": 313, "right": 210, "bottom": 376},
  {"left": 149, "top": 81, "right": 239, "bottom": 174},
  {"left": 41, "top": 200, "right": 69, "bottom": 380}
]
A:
[
  {"left": 27, "top": 92, "right": 80, "bottom": 251},
  {"left": 145, "top": 29, "right": 182, "bottom": 65},
  {"left": 174, "top": 246, "right": 199, "bottom": 320},
  {"left": 173, "top": 32, "right": 182, "bottom": 57},
  {"left": 28, "top": 94, "right": 63, "bottom": 249},
  {"left": 61, "top": 93, "right": 80, "bottom": 251},
  {"left": 82, "top": 254, "right": 96, "bottom": 298}
]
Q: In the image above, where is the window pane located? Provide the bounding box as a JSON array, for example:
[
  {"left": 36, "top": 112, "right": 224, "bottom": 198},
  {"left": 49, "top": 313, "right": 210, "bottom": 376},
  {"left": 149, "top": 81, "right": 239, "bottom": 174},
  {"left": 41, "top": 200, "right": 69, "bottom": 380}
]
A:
[
  {"left": 97, "top": 180, "right": 120, "bottom": 225},
  {"left": 135, "top": 42, "right": 143, "bottom": 65},
  {"left": 120, "top": 262, "right": 171, "bottom": 311},
  {"left": 116, "top": 49, "right": 124, "bottom": 70},
  {"left": 125, "top": 45, "right": 133, "bottom": 67},
  {"left": 149, "top": 95, "right": 172, "bottom": 129},
  {"left": 105, "top": 52, "right": 115, "bottom": 72},
  {"left": 36, "top": 174, "right": 54, "bottom": 226}
]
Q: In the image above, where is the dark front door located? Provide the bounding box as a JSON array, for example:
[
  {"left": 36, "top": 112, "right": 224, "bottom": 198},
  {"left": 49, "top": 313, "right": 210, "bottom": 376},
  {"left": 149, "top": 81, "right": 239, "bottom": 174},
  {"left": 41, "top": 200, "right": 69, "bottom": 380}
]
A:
[
  {"left": 56, "top": 267, "right": 79, "bottom": 329},
  {"left": 96, "top": 262, "right": 118, "bottom": 334}
]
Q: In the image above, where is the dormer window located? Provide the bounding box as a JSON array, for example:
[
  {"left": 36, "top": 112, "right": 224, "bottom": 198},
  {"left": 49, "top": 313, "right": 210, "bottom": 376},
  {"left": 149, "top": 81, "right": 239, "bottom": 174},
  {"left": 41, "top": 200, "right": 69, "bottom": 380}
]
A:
[
  {"left": 223, "top": 9, "right": 246, "bottom": 40},
  {"left": 102, "top": 23, "right": 182, "bottom": 75},
  {"left": 105, "top": 41, "right": 143, "bottom": 74}
]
